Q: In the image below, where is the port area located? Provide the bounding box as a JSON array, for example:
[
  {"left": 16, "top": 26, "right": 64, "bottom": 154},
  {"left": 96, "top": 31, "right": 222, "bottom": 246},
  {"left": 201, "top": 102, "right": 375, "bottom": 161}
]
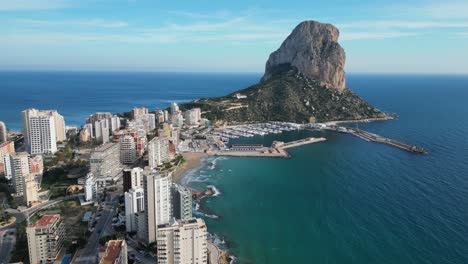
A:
[
  {"left": 208, "top": 137, "right": 326, "bottom": 158},
  {"left": 329, "top": 126, "right": 427, "bottom": 154}
]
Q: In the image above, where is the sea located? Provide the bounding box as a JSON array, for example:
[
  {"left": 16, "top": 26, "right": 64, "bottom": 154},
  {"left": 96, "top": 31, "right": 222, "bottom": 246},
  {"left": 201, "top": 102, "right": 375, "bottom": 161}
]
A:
[{"left": 1, "top": 71, "right": 468, "bottom": 263}]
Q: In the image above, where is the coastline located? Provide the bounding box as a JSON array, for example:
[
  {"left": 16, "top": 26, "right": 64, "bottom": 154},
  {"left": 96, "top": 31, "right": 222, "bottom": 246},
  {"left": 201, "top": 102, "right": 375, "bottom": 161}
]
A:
[{"left": 172, "top": 152, "right": 208, "bottom": 184}]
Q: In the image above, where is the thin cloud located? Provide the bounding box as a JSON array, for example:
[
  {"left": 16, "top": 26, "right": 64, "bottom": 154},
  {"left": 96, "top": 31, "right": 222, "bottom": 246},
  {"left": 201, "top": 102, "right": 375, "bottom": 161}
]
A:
[
  {"left": 0, "top": 0, "right": 71, "bottom": 11},
  {"left": 16, "top": 18, "right": 128, "bottom": 28},
  {"left": 341, "top": 31, "right": 419, "bottom": 41},
  {"left": 339, "top": 20, "right": 468, "bottom": 30}
]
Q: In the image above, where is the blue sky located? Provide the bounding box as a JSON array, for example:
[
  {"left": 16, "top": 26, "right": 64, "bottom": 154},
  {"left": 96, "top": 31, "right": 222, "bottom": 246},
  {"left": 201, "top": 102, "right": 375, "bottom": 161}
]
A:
[{"left": 1, "top": 0, "right": 468, "bottom": 73}]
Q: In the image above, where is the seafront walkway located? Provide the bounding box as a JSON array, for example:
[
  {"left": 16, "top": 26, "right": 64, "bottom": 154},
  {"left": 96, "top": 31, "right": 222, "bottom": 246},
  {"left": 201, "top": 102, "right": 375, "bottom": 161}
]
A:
[{"left": 207, "top": 241, "right": 221, "bottom": 264}]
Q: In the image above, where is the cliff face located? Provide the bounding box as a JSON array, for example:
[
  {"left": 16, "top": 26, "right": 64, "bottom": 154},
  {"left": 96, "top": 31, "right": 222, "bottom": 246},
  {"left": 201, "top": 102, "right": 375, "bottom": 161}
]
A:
[{"left": 262, "top": 21, "right": 346, "bottom": 91}]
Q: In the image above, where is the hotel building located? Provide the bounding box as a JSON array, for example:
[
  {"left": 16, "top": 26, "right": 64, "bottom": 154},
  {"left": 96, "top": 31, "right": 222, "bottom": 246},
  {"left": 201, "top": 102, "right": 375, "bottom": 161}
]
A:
[{"left": 22, "top": 109, "right": 65, "bottom": 154}]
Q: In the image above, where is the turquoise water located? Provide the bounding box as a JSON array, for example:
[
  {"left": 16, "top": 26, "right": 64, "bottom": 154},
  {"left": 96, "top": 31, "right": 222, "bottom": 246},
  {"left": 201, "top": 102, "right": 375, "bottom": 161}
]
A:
[{"left": 184, "top": 75, "right": 468, "bottom": 263}]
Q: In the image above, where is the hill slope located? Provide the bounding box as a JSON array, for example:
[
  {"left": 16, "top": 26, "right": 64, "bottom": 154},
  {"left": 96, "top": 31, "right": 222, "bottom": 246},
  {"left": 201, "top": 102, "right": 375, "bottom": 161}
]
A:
[{"left": 180, "top": 65, "right": 386, "bottom": 125}]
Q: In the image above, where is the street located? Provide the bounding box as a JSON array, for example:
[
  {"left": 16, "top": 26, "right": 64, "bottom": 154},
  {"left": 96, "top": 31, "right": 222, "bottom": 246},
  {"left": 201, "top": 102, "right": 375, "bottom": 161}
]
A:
[{"left": 0, "top": 228, "right": 16, "bottom": 264}]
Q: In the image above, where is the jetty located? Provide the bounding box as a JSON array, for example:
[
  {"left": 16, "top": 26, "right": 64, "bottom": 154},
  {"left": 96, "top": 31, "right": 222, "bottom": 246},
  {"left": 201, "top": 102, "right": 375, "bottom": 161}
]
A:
[
  {"left": 210, "top": 137, "right": 326, "bottom": 158},
  {"left": 345, "top": 128, "right": 427, "bottom": 154}
]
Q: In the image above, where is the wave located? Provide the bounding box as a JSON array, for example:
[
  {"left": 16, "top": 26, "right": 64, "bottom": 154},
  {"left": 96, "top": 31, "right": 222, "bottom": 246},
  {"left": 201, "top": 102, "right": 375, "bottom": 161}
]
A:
[
  {"left": 207, "top": 185, "right": 222, "bottom": 196},
  {"left": 193, "top": 210, "right": 219, "bottom": 219}
]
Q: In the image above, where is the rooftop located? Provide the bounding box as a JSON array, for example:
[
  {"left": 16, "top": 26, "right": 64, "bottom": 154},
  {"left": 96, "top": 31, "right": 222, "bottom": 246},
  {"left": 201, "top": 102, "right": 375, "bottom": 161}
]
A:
[
  {"left": 32, "top": 214, "right": 61, "bottom": 228},
  {"left": 99, "top": 240, "right": 125, "bottom": 264}
]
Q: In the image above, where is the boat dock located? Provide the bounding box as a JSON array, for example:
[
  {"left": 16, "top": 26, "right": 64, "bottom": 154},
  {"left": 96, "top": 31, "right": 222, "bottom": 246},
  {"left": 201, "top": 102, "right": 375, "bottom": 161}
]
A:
[
  {"left": 346, "top": 128, "right": 427, "bottom": 154},
  {"left": 210, "top": 137, "right": 326, "bottom": 158}
]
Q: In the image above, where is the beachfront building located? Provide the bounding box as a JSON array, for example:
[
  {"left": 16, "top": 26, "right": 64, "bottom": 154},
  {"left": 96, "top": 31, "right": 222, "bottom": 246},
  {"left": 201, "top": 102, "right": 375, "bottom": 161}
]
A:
[
  {"left": 171, "top": 184, "right": 192, "bottom": 220},
  {"left": 156, "top": 218, "right": 208, "bottom": 264},
  {"left": 22, "top": 109, "right": 66, "bottom": 154},
  {"left": 148, "top": 136, "right": 170, "bottom": 167},
  {"left": 155, "top": 109, "right": 165, "bottom": 124},
  {"left": 26, "top": 214, "right": 65, "bottom": 264},
  {"left": 90, "top": 143, "right": 122, "bottom": 188},
  {"left": 0, "top": 121, "right": 6, "bottom": 143},
  {"left": 10, "top": 152, "right": 30, "bottom": 195},
  {"left": 85, "top": 113, "right": 121, "bottom": 143},
  {"left": 119, "top": 135, "right": 137, "bottom": 164},
  {"left": 124, "top": 187, "right": 145, "bottom": 233},
  {"left": 98, "top": 239, "right": 128, "bottom": 264},
  {"left": 94, "top": 119, "right": 110, "bottom": 144},
  {"left": 122, "top": 167, "right": 143, "bottom": 192},
  {"left": 143, "top": 167, "right": 172, "bottom": 243}
]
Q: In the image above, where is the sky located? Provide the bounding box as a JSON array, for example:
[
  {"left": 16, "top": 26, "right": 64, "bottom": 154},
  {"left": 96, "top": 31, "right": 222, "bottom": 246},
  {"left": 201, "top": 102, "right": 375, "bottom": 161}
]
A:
[{"left": 1, "top": 0, "right": 468, "bottom": 74}]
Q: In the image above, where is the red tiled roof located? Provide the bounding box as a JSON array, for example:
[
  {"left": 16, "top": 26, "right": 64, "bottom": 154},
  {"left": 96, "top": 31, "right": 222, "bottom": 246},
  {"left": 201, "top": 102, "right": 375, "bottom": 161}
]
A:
[{"left": 33, "top": 214, "right": 60, "bottom": 227}]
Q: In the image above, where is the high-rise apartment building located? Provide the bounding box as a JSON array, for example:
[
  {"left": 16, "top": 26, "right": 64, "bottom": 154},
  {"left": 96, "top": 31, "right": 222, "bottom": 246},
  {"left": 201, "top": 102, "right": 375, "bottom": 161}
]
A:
[
  {"left": 171, "top": 184, "right": 192, "bottom": 220},
  {"left": 10, "top": 152, "right": 30, "bottom": 195},
  {"left": 0, "top": 141, "right": 15, "bottom": 178},
  {"left": 26, "top": 214, "right": 65, "bottom": 264},
  {"left": 148, "top": 136, "right": 170, "bottom": 167},
  {"left": 98, "top": 239, "right": 128, "bottom": 264},
  {"left": 156, "top": 218, "right": 208, "bottom": 264},
  {"left": 89, "top": 143, "right": 122, "bottom": 187},
  {"left": 119, "top": 135, "right": 137, "bottom": 164},
  {"left": 184, "top": 108, "right": 202, "bottom": 126},
  {"left": 22, "top": 109, "right": 65, "bottom": 154},
  {"left": 143, "top": 167, "right": 172, "bottom": 243},
  {"left": 124, "top": 187, "right": 144, "bottom": 233},
  {"left": 0, "top": 121, "right": 7, "bottom": 143},
  {"left": 84, "top": 173, "right": 97, "bottom": 202},
  {"left": 122, "top": 167, "right": 143, "bottom": 192}
]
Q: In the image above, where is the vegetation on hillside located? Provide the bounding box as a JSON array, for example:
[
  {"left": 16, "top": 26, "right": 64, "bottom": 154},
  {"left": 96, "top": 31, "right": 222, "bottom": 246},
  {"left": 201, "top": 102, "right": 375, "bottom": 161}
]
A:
[{"left": 181, "top": 65, "right": 385, "bottom": 124}]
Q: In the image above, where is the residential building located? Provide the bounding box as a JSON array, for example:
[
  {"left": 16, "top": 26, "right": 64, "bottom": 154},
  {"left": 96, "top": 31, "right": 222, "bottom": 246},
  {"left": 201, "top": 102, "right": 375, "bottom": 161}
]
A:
[
  {"left": 170, "top": 102, "right": 179, "bottom": 114},
  {"left": 119, "top": 135, "right": 137, "bottom": 164},
  {"left": 172, "top": 184, "right": 192, "bottom": 220},
  {"left": 80, "top": 123, "right": 93, "bottom": 142},
  {"left": 122, "top": 167, "right": 143, "bottom": 192},
  {"left": 22, "top": 109, "right": 65, "bottom": 154},
  {"left": 163, "top": 110, "right": 169, "bottom": 122},
  {"left": 143, "top": 167, "right": 172, "bottom": 243},
  {"left": 156, "top": 218, "right": 208, "bottom": 264},
  {"left": 99, "top": 239, "right": 128, "bottom": 264},
  {"left": 23, "top": 174, "right": 39, "bottom": 205},
  {"left": 10, "top": 152, "right": 30, "bottom": 195},
  {"left": 0, "top": 141, "right": 15, "bottom": 177},
  {"left": 110, "top": 116, "right": 121, "bottom": 132},
  {"left": 171, "top": 112, "right": 184, "bottom": 128},
  {"left": 29, "top": 155, "right": 43, "bottom": 176},
  {"left": 94, "top": 119, "right": 110, "bottom": 144},
  {"left": 132, "top": 107, "right": 148, "bottom": 117},
  {"left": 0, "top": 121, "right": 6, "bottom": 143},
  {"left": 155, "top": 109, "right": 165, "bottom": 124},
  {"left": 26, "top": 214, "right": 65, "bottom": 264},
  {"left": 148, "top": 136, "right": 170, "bottom": 167},
  {"left": 184, "top": 108, "right": 201, "bottom": 126},
  {"left": 90, "top": 143, "right": 122, "bottom": 187},
  {"left": 124, "top": 187, "right": 144, "bottom": 233},
  {"left": 84, "top": 173, "right": 97, "bottom": 202},
  {"left": 134, "top": 113, "right": 156, "bottom": 133}
]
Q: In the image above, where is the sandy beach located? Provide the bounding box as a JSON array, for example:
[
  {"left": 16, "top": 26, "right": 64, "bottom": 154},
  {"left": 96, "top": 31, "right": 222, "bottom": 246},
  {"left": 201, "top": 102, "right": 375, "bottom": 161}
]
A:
[{"left": 172, "top": 152, "right": 208, "bottom": 184}]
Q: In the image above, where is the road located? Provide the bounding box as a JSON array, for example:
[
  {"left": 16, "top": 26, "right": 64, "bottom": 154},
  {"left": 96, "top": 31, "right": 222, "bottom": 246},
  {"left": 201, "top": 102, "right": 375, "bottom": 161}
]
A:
[
  {"left": 0, "top": 228, "right": 16, "bottom": 264},
  {"left": 126, "top": 238, "right": 156, "bottom": 263},
  {"left": 74, "top": 194, "right": 118, "bottom": 264}
]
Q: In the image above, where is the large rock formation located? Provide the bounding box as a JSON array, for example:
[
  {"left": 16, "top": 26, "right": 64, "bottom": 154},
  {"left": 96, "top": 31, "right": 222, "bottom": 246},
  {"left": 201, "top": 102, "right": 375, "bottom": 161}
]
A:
[
  {"left": 262, "top": 20, "right": 346, "bottom": 91},
  {"left": 180, "top": 20, "right": 386, "bottom": 124}
]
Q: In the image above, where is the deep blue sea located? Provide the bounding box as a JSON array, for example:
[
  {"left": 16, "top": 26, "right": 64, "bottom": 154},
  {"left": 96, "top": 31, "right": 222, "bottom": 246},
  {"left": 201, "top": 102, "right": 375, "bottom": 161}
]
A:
[{"left": 1, "top": 72, "right": 468, "bottom": 263}]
